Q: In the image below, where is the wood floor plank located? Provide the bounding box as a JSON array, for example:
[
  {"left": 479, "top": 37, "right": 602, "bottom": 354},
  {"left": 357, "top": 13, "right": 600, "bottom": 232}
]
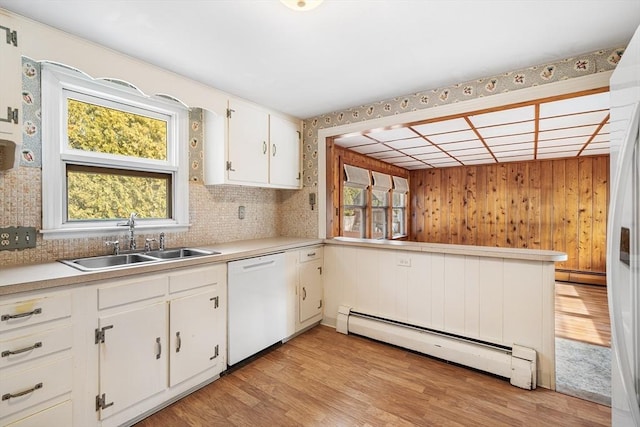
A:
[
  {"left": 555, "top": 282, "right": 611, "bottom": 346},
  {"left": 135, "top": 325, "right": 610, "bottom": 427}
]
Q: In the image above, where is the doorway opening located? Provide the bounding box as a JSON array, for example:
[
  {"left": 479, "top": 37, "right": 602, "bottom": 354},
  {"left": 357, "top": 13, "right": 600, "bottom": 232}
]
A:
[{"left": 555, "top": 281, "right": 611, "bottom": 405}]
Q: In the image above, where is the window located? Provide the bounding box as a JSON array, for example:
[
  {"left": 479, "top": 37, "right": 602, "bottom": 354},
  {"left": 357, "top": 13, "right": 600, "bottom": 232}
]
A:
[
  {"left": 342, "top": 165, "right": 370, "bottom": 238},
  {"left": 41, "top": 64, "right": 189, "bottom": 238},
  {"left": 340, "top": 164, "right": 408, "bottom": 240},
  {"left": 371, "top": 171, "right": 392, "bottom": 240}
]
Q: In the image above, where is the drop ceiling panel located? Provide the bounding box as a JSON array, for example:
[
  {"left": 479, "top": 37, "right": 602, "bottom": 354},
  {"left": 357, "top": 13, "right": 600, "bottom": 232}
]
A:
[
  {"left": 366, "top": 127, "right": 416, "bottom": 142},
  {"left": 428, "top": 160, "right": 461, "bottom": 168},
  {"left": 427, "top": 130, "right": 478, "bottom": 144},
  {"left": 386, "top": 137, "right": 430, "bottom": 150},
  {"left": 468, "top": 105, "right": 535, "bottom": 127},
  {"left": 476, "top": 121, "right": 535, "bottom": 138},
  {"left": 495, "top": 148, "right": 534, "bottom": 158},
  {"left": 539, "top": 92, "right": 609, "bottom": 118},
  {"left": 538, "top": 125, "right": 599, "bottom": 140},
  {"left": 538, "top": 150, "right": 580, "bottom": 159},
  {"left": 463, "top": 158, "right": 497, "bottom": 165},
  {"left": 437, "top": 140, "right": 486, "bottom": 151},
  {"left": 351, "top": 143, "right": 386, "bottom": 154},
  {"left": 448, "top": 147, "right": 491, "bottom": 157},
  {"left": 498, "top": 155, "right": 535, "bottom": 162},
  {"left": 491, "top": 142, "right": 533, "bottom": 153},
  {"left": 484, "top": 133, "right": 535, "bottom": 146},
  {"left": 369, "top": 150, "right": 403, "bottom": 159},
  {"left": 414, "top": 153, "right": 451, "bottom": 161},
  {"left": 411, "top": 118, "right": 469, "bottom": 135},
  {"left": 538, "top": 110, "right": 608, "bottom": 131},
  {"left": 401, "top": 145, "right": 443, "bottom": 155},
  {"left": 334, "top": 134, "right": 372, "bottom": 147}
]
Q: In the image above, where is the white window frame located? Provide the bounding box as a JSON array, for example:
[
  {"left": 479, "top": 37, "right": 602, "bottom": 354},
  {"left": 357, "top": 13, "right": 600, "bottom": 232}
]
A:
[{"left": 41, "top": 63, "right": 189, "bottom": 239}]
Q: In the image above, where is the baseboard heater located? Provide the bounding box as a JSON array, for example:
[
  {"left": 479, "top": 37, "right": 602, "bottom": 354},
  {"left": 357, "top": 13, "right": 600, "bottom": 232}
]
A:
[{"left": 336, "top": 305, "right": 537, "bottom": 390}]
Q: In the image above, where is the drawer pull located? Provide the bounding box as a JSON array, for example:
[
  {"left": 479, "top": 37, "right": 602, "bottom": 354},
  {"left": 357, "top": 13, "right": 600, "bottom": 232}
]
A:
[
  {"left": 176, "top": 332, "right": 181, "bottom": 353},
  {"left": 307, "top": 252, "right": 316, "bottom": 257},
  {"left": 2, "top": 382, "right": 43, "bottom": 401},
  {"left": 1, "top": 341, "right": 42, "bottom": 358},
  {"left": 156, "top": 337, "right": 162, "bottom": 360},
  {"left": 302, "top": 286, "right": 307, "bottom": 301},
  {"left": 1, "top": 307, "right": 42, "bottom": 321}
]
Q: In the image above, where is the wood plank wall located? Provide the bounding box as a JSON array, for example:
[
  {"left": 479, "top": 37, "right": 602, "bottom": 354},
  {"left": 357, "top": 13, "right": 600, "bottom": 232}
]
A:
[{"left": 410, "top": 155, "right": 609, "bottom": 284}]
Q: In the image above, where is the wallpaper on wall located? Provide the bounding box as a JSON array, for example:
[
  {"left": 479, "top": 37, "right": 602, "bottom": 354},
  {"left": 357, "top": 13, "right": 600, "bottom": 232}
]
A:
[{"left": 300, "top": 47, "right": 625, "bottom": 187}]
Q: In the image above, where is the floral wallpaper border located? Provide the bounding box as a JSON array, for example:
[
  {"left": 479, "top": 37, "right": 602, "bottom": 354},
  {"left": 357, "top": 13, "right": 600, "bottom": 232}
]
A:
[{"left": 301, "top": 47, "right": 625, "bottom": 187}]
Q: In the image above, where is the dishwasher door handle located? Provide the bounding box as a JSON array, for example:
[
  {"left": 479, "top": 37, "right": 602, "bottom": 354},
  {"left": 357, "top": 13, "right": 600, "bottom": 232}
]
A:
[{"left": 241, "top": 260, "right": 276, "bottom": 270}]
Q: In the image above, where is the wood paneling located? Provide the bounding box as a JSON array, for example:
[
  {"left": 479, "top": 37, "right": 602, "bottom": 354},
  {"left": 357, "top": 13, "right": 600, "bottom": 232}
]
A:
[
  {"left": 135, "top": 326, "right": 610, "bottom": 427},
  {"left": 410, "top": 156, "right": 609, "bottom": 283}
]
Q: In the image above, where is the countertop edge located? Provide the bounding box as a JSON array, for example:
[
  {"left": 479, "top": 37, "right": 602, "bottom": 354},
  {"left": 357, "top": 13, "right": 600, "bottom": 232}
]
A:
[
  {"left": 324, "top": 237, "right": 568, "bottom": 262},
  {"left": 0, "top": 237, "right": 323, "bottom": 296}
]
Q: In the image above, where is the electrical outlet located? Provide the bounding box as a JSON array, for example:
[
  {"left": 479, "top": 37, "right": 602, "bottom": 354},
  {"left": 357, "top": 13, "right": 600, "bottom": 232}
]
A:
[
  {"left": 397, "top": 256, "right": 411, "bottom": 267},
  {"left": 0, "top": 226, "right": 37, "bottom": 251}
]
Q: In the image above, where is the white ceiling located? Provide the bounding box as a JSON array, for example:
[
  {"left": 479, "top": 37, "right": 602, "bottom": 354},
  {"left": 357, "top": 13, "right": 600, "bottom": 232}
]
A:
[
  {"left": 0, "top": 0, "right": 638, "bottom": 120},
  {"left": 334, "top": 90, "right": 610, "bottom": 169}
]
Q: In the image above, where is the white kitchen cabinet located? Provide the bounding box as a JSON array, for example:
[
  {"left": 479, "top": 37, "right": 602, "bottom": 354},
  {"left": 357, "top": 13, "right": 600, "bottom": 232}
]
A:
[
  {"left": 168, "top": 264, "right": 226, "bottom": 387},
  {"left": 203, "top": 99, "right": 301, "bottom": 189},
  {"left": 226, "top": 98, "right": 270, "bottom": 184},
  {"left": 0, "top": 10, "right": 22, "bottom": 151},
  {"left": 286, "top": 246, "right": 324, "bottom": 336},
  {"left": 0, "top": 290, "right": 73, "bottom": 426},
  {"left": 96, "top": 302, "right": 167, "bottom": 421},
  {"left": 93, "top": 264, "right": 226, "bottom": 427},
  {"left": 269, "top": 114, "right": 301, "bottom": 188}
]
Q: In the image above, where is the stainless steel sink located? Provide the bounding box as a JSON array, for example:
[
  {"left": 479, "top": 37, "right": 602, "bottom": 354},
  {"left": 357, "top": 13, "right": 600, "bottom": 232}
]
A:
[
  {"left": 60, "top": 253, "right": 159, "bottom": 271},
  {"left": 59, "top": 247, "right": 220, "bottom": 271},
  {"left": 145, "top": 247, "right": 220, "bottom": 259}
]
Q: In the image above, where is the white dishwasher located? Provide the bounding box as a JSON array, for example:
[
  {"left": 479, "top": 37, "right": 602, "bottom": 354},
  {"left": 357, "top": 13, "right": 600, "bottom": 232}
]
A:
[{"left": 227, "top": 252, "right": 287, "bottom": 365}]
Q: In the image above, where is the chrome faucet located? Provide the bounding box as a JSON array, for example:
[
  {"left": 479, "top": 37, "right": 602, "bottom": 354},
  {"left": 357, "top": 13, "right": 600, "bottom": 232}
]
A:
[
  {"left": 105, "top": 240, "right": 120, "bottom": 255},
  {"left": 144, "top": 238, "right": 157, "bottom": 252},
  {"left": 118, "top": 212, "right": 138, "bottom": 251}
]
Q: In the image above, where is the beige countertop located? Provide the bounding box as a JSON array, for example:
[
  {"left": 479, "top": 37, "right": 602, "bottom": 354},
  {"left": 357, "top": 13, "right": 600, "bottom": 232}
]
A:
[
  {"left": 325, "top": 237, "right": 568, "bottom": 262},
  {"left": 0, "top": 237, "right": 323, "bottom": 296}
]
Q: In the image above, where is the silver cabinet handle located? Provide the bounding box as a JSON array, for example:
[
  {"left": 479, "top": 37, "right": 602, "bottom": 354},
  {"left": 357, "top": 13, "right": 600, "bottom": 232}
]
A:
[
  {"left": 307, "top": 252, "right": 316, "bottom": 257},
  {"left": 2, "top": 341, "right": 42, "bottom": 357},
  {"left": 1, "top": 307, "right": 42, "bottom": 321},
  {"left": 176, "top": 332, "right": 181, "bottom": 353},
  {"left": 263, "top": 141, "right": 267, "bottom": 154},
  {"left": 302, "top": 287, "right": 307, "bottom": 301},
  {"left": 272, "top": 144, "right": 277, "bottom": 156},
  {"left": 156, "top": 337, "right": 162, "bottom": 360},
  {"left": 2, "top": 382, "right": 43, "bottom": 401}
]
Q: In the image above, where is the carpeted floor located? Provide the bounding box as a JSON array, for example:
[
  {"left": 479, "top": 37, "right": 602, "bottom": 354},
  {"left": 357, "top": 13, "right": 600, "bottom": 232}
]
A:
[{"left": 555, "top": 337, "right": 611, "bottom": 406}]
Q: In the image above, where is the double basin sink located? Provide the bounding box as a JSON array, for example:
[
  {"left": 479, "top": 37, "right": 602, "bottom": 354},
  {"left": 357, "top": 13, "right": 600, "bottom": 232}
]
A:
[{"left": 60, "top": 247, "right": 220, "bottom": 272}]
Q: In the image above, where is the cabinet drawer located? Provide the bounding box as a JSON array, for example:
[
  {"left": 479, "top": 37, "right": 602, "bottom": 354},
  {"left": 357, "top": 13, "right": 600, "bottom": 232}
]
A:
[
  {"left": 98, "top": 275, "right": 168, "bottom": 310},
  {"left": 6, "top": 400, "right": 72, "bottom": 427},
  {"left": 169, "top": 264, "right": 226, "bottom": 294},
  {"left": 0, "top": 325, "right": 72, "bottom": 369},
  {"left": 299, "top": 247, "right": 323, "bottom": 263},
  {"left": 0, "top": 356, "right": 72, "bottom": 420},
  {"left": 0, "top": 293, "right": 71, "bottom": 333}
]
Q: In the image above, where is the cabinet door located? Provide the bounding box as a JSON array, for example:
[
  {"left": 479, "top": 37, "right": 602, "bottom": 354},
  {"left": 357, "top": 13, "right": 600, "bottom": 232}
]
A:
[
  {"left": 0, "top": 12, "right": 21, "bottom": 144},
  {"left": 169, "top": 289, "right": 222, "bottom": 387},
  {"left": 97, "top": 302, "right": 167, "bottom": 420},
  {"left": 299, "top": 259, "right": 323, "bottom": 323},
  {"left": 269, "top": 115, "right": 301, "bottom": 188},
  {"left": 227, "top": 99, "right": 269, "bottom": 184}
]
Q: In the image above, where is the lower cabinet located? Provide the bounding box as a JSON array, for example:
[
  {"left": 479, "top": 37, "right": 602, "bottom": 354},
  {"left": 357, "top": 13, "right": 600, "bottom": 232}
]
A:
[
  {"left": 93, "top": 264, "right": 226, "bottom": 426},
  {"left": 288, "top": 246, "right": 324, "bottom": 335},
  {"left": 97, "top": 302, "right": 168, "bottom": 420}
]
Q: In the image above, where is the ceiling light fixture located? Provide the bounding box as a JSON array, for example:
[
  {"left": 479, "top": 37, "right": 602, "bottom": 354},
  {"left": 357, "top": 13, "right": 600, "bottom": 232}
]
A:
[{"left": 280, "top": 0, "right": 324, "bottom": 12}]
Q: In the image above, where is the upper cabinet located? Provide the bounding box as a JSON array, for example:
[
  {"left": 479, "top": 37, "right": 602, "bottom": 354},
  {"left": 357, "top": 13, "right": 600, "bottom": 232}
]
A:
[
  {"left": 0, "top": 11, "right": 22, "bottom": 166},
  {"left": 203, "top": 98, "right": 302, "bottom": 189}
]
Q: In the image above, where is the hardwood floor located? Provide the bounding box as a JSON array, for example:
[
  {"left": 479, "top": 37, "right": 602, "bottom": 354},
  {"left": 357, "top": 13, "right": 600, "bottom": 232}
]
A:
[
  {"left": 555, "top": 282, "right": 611, "bottom": 347},
  {"left": 136, "top": 326, "right": 610, "bottom": 427}
]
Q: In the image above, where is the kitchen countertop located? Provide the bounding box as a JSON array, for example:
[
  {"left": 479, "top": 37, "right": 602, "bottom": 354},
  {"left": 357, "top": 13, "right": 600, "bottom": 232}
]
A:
[
  {"left": 0, "top": 237, "right": 323, "bottom": 296},
  {"left": 325, "top": 237, "right": 568, "bottom": 262}
]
